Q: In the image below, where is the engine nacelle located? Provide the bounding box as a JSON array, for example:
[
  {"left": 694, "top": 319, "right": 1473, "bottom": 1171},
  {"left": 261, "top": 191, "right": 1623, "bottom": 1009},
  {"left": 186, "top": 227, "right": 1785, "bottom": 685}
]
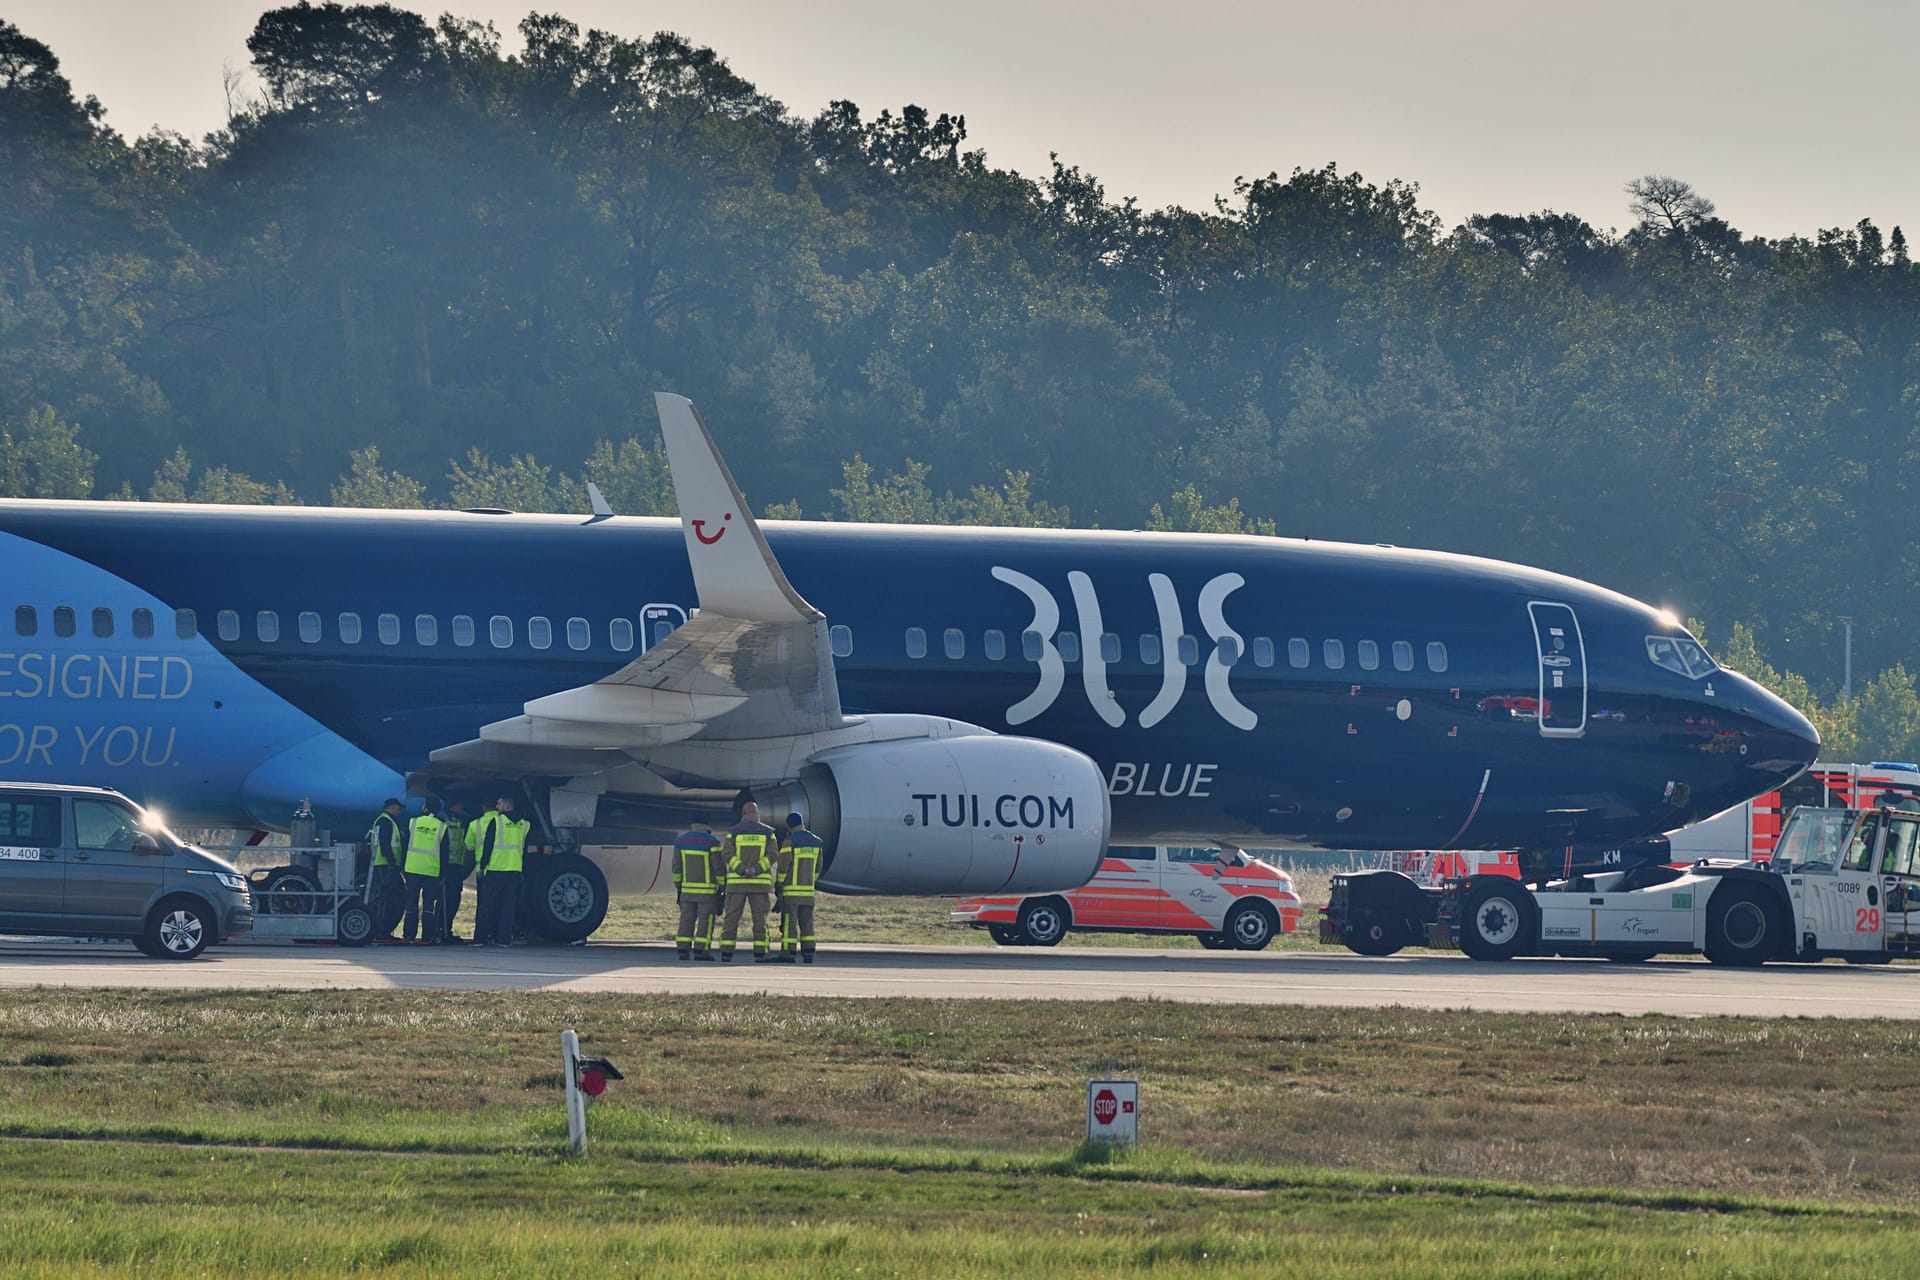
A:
[{"left": 755, "top": 734, "right": 1110, "bottom": 895}]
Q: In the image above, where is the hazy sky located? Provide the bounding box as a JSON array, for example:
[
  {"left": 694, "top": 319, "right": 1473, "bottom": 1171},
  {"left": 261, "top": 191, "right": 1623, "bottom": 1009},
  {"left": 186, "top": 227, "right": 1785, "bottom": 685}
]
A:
[{"left": 14, "top": 0, "right": 1918, "bottom": 240}]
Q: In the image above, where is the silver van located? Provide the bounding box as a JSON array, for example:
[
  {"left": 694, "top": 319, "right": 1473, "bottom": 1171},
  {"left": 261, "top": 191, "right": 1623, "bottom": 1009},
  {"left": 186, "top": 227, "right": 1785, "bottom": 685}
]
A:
[{"left": 0, "top": 783, "right": 253, "bottom": 959}]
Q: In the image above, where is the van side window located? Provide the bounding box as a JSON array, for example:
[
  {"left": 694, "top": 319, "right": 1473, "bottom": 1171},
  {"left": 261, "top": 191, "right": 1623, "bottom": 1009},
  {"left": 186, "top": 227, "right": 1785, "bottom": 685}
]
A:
[
  {"left": 73, "top": 800, "right": 143, "bottom": 851},
  {"left": 92, "top": 608, "right": 114, "bottom": 638},
  {"left": 174, "top": 609, "right": 196, "bottom": 640},
  {"left": 132, "top": 608, "right": 154, "bottom": 640},
  {"left": 0, "top": 798, "right": 61, "bottom": 847},
  {"left": 54, "top": 606, "right": 76, "bottom": 638},
  {"left": 13, "top": 605, "right": 35, "bottom": 637},
  {"left": 1107, "top": 845, "right": 1157, "bottom": 860}
]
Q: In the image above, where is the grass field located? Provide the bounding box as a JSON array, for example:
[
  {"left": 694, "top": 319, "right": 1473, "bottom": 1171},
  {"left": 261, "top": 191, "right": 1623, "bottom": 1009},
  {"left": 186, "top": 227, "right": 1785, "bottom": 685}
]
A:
[{"left": 2, "top": 989, "right": 1920, "bottom": 1274}]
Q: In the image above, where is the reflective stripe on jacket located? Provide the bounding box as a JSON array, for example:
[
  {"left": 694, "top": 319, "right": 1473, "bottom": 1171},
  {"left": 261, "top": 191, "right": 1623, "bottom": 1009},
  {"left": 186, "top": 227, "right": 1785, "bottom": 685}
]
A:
[
  {"left": 674, "top": 831, "right": 722, "bottom": 894},
  {"left": 404, "top": 815, "right": 446, "bottom": 876},
  {"left": 726, "top": 823, "right": 776, "bottom": 889},
  {"left": 486, "top": 818, "right": 529, "bottom": 874},
  {"left": 367, "top": 812, "right": 402, "bottom": 867},
  {"left": 780, "top": 829, "right": 823, "bottom": 897}
]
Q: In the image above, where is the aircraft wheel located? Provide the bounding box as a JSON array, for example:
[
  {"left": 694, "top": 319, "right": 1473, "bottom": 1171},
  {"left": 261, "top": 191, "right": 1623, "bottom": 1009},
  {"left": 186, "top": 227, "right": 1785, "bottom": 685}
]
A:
[
  {"left": 1196, "top": 932, "right": 1234, "bottom": 950},
  {"left": 1459, "top": 880, "right": 1533, "bottom": 962},
  {"left": 522, "top": 854, "right": 610, "bottom": 943},
  {"left": 1226, "top": 901, "right": 1277, "bottom": 951},
  {"left": 1016, "top": 898, "right": 1069, "bottom": 947},
  {"left": 987, "top": 925, "right": 1023, "bottom": 946},
  {"left": 1704, "top": 884, "right": 1782, "bottom": 967}
]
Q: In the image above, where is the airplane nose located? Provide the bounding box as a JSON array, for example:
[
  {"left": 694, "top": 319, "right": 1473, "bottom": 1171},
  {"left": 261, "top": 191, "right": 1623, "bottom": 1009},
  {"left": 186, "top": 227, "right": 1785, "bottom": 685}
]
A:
[{"left": 1723, "top": 670, "right": 1820, "bottom": 785}]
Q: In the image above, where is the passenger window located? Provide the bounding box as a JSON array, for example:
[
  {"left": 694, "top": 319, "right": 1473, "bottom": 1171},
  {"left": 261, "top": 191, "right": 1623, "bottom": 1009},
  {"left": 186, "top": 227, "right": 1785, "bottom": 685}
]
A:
[
  {"left": 1100, "top": 633, "right": 1121, "bottom": 664},
  {"left": 452, "top": 615, "right": 475, "bottom": 647},
  {"left": 1427, "top": 641, "right": 1449, "bottom": 673},
  {"left": 567, "top": 618, "right": 590, "bottom": 651},
  {"left": 1058, "top": 632, "right": 1081, "bottom": 664},
  {"left": 1393, "top": 641, "right": 1414, "bottom": 671},
  {"left": 1139, "top": 634, "right": 1161, "bottom": 665},
  {"left": 1883, "top": 818, "right": 1920, "bottom": 877},
  {"left": 906, "top": 627, "right": 927, "bottom": 659},
  {"left": 1252, "top": 637, "right": 1274, "bottom": 668},
  {"left": 92, "top": 608, "right": 113, "bottom": 639},
  {"left": 298, "top": 612, "right": 321, "bottom": 643},
  {"left": 1288, "top": 638, "right": 1309, "bottom": 669},
  {"left": 944, "top": 627, "right": 965, "bottom": 659},
  {"left": 1176, "top": 635, "right": 1198, "bottom": 666},
  {"left": 132, "top": 608, "right": 154, "bottom": 640},
  {"left": 1324, "top": 639, "right": 1346, "bottom": 670},
  {"left": 377, "top": 614, "right": 400, "bottom": 646},
  {"left": 983, "top": 629, "right": 1005, "bottom": 661},
  {"left": 215, "top": 611, "right": 238, "bottom": 642},
  {"left": 1108, "top": 845, "right": 1157, "bottom": 861},
  {"left": 1358, "top": 640, "right": 1379, "bottom": 671},
  {"left": 1022, "top": 630, "right": 1044, "bottom": 662},
  {"left": 256, "top": 611, "right": 280, "bottom": 643},
  {"left": 338, "top": 613, "right": 362, "bottom": 645},
  {"left": 610, "top": 618, "right": 634, "bottom": 652},
  {"left": 73, "top": 800, "right": 144, "bottom": 851},
  {"left": 0, "top": 798, "right": 61, "bottom": 847},
  {"left": 1166, "top": 846, "right": 1222, "bottom": 864},
  {"left": 830, "top": 624, "right": 852, "bottom": 658},
  {"left": 55, "top": 606, "right": 76, "bottom": 638},
  {"left": 416, "top": 615, "right": 438, "bottom": 646},
  {"left": 1216, "top": 636, "right": 1240, "bottom": 665},
  {"left": 13, "top": 605, "right": 35, "bottom": 637},
  {"left": 652, "top": 619, "right": 673, "bottom": 647},
  {"left": 174, "top": 609, "right": 196, "bottom": 640},
  {"left": 529, "top": 617, "right": 552, "bottom": 650},
  {"left": 1844, "top": 819, "right": 1878, "bottom": 872},
  {"left": 490, "top": 616, "right": 513, "bottom": 648}
]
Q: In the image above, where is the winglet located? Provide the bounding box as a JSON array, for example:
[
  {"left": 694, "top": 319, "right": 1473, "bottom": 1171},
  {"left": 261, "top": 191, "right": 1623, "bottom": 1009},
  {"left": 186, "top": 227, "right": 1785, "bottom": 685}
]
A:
[
  {"left": 654, "top": 392, "right": 822, "bottom": 624},
  {"left": 586, "top": 482, "right": 613, "bottom": 518}
]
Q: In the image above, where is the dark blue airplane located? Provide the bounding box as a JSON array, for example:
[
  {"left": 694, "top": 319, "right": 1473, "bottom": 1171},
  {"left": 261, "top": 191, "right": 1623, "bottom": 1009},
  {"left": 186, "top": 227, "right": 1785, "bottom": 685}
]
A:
[{"left": 0, "top": 394, "right": 1817, "bottom": 938}]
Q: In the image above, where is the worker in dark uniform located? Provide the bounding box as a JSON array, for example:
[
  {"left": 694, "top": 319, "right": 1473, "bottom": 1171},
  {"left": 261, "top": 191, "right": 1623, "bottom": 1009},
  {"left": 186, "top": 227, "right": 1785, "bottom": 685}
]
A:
[
  {"left": 672, "top": 815, "right": 724, "bottom": 961},
  {"left": 774, "top": 810, "right": 822, "bottom": 963},
  {"left": 475, "top": 795, "right": 529, "bottom": 947},
  {"left": 441, "top": 799, "right": 475, "bottom": 942},
  {"left": 719, "top": 801, "right": 777, "bottom": 962},
  {"left": 402, "top": 798, "right": 449, "bottom": 943},
  {"left": 365, "top": 798, "right": 406, "bottom": 941}
]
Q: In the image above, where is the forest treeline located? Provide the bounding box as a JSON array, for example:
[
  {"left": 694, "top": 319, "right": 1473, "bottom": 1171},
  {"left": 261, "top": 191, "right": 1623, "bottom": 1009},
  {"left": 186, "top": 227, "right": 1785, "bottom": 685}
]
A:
[{"left": 2, "top": 6, "right": 1918, "bottom": 756}]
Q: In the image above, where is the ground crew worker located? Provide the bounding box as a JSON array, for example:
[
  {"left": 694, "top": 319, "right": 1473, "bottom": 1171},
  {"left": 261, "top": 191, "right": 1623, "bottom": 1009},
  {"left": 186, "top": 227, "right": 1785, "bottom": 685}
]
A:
[
  {"left": 672, "top": 815, "right": 724, "bottom": 961},
  {"left": 475, "top": 795, "right": 529, "bottom": 948},
  {"left": 441, "top": 799, "right": 474, "bottom": 942},
  {"left": 402, "top": 798, "right": 449, "bottom": 943},
  {"left": 774, "top": 810, "right": 822, "bottom": 964},
  {"left": 719, "top": 801, "right": 777, "bottom": 962},
  {"left": 365, "top": 797, "right": 406, "bottom": 941}
]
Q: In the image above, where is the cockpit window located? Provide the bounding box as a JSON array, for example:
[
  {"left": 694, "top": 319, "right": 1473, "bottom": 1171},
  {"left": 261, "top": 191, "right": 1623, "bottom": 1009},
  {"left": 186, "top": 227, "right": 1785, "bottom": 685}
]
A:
[{"left": 1645, "top": 634, "right": 1717, "bottom": 679}]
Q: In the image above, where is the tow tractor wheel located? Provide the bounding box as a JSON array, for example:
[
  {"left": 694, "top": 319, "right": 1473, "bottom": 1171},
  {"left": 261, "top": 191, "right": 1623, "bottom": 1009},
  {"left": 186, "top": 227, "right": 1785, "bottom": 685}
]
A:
[
  {"left": 1015, "top": 897, "right": 1069, "bottom": 947},
  {"left": 1196, "top": 932, "right": 1234, "bottom": 950},
  {"left": 1605, "top": 949, "right": 1660, "bottom": 964},
  {"left": 1225, "top": 901, "right": 1277, "bottom": 951},
  {"left": 1459, "top": 881, "right": 1533, "bottom": 962},
  {"left": 1704, "top": 884, "right": 1782, "bottom": 967},
  {"left": 1346, "top": 918, "right": 1408, "bottom": 957},
  {"left": 986, "top": 925, "right": 1023, "bottom": 946},
  {"left": 1844, "top": 954, "right": 1895, "bottom": 966}
]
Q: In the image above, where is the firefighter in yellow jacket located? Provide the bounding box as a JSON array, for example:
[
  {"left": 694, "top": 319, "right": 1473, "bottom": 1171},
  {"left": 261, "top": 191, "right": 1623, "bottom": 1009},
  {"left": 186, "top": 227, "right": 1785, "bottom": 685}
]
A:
[
  {"left": 772, "top": 810, "right": 822, "bottom": 963},
  {"left": 719, "top": 801, "right": 777, "bottom": 962},
  {"left": 672, "top": 815, "right": 724, "bottom": 961}
]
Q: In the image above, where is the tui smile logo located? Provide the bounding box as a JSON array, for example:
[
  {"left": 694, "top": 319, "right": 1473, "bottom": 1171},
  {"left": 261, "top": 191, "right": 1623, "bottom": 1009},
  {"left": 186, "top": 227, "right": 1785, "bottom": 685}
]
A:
[{"left": 692, "top": 512, "right": 733, "bottom": 544}]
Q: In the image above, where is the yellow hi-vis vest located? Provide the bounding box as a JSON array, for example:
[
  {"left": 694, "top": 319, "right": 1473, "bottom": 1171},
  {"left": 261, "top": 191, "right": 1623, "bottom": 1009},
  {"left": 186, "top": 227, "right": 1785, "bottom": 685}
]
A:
[
  {"left": 780, "top": 830, "right": 822, "bottom": 897},
  {"left": 367, "top": 812, "right": 402, "bottom": 867},
  {"left": 486, "top": 818, "right": 528, "bottom": 875},
  {"left": 404, "top": 815, "right": 446, "bottom": 876},
  {"left": 443, "top": 816, "right": 470, "bottom": 866},
  {"left": 674, "top": 830, "right": 722, "bottom": 894},
  {"left": 726, "top": 825, "right": 774, "bottom": 889}
]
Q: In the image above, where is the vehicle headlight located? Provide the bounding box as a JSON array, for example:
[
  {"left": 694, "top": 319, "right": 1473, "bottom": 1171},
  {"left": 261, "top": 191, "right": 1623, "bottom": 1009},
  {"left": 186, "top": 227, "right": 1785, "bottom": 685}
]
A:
[{"left": 215, "top": 872, "right": 247, "bottom": 893}]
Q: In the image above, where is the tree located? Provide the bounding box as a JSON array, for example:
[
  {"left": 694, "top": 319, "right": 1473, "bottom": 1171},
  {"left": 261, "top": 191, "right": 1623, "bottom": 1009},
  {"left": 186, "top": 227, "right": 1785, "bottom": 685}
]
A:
[
  {"left": 446, "top": 449, "right": 582, "bottom": 513},
  {"left": 330, "top": 445, "right": 426, "bottom": 508},
  {"left": 0, "top": 404, "right": 93, "bottom": 497},
  {"left": 140, "top": 447, "right": 298, "bottom": 504},
  {"left": 246, "top": 3, "right": 437, "bottom": 110},
  {"left": 580, "top": 437, "right": 674, "bottom": 516},
  {"left": 1147, "top": 484, "right": 1276, "bottom": 536},
  {"left": 1625, "top": 175, "right": 1716, "bottom": 233}
]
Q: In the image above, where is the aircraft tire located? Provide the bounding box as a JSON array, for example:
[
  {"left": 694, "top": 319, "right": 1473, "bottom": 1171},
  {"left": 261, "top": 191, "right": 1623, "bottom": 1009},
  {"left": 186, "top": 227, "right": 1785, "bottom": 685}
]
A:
[
  {"left": 142, "top": 896, "right": 213, "bottom": 961},
  {"left": 1226, "top": 901, "right": 1277, "bottom": 951},
  {"left": 1015, "top": 897, "right": 1069, "bottom": 947},
  {"left": 1459, "top": 880, "right": 1534, "bottom": 962},
  {"left": 986, "top": 925, "right": 1023, "bottom": 946},
  {"left": 334, "top": 897, "right": 375, "bottom": 947},
  {"left": 521, "top": 854, "right": 610, "bottom": 943},
  {"left": 1704, "top": 884, "right": 1782, "bottom": 967}
]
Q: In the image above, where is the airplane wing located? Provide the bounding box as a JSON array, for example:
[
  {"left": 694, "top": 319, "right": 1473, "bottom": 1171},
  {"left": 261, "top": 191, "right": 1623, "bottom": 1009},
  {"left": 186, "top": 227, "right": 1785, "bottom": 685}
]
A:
[{"left": 429, "top": 393, "right": 846, "bottom": 773}]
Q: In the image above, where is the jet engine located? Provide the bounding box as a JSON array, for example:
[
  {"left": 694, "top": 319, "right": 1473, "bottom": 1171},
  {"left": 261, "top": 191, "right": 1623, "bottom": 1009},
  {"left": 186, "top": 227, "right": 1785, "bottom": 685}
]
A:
[{"left": 753, "top": 734, "right": 1110, "bottom": 895}]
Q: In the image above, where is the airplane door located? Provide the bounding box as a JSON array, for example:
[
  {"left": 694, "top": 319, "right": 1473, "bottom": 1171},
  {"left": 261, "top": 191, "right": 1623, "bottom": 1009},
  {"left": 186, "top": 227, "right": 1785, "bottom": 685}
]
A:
[
  {"left": 1528, "top": 602, "right": 1587, "bottom": 737},
  {"left": 641, "top": 603, "right": 688, "bottom": 651}
]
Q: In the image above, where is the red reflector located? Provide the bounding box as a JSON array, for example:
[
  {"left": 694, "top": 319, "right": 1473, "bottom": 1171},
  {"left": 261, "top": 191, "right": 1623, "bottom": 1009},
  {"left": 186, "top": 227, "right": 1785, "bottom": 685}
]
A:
[{"left": 580, "top": 1068, "right": 607, "bottom": 1097}]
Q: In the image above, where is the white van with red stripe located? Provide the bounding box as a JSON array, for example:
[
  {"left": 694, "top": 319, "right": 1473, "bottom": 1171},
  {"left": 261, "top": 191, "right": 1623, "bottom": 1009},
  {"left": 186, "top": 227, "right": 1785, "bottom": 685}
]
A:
[
  {"left": 1670, "top": 761, "right": 1920, "bottom": 862},
  {"left": 950, "top": 846, "right": 1304, "bottom": 949}
]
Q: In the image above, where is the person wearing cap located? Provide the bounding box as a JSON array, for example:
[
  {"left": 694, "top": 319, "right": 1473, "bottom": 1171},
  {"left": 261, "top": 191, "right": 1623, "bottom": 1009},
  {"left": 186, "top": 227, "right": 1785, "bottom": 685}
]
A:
[
  {"left": 719, "top": 800, "right": 778, "bottom": 962},
  {"left": 671, "top": 814, "right": 724, "bottom": 961},
  {"left": 773, "top": 810, "right": 823, "bottom": 963},
  {"left": 365, "top": 798, "right": 407, "bottom": 941},
  {"left": 402, "top": 798, "right": 450, "bottom": 943}
]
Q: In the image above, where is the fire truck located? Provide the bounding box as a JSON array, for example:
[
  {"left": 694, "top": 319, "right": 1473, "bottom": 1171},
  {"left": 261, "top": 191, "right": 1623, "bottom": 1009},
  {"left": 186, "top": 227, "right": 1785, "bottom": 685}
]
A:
[
  {"left": 1664, "top": 762, "right": 1920, "bottom": 862},
  {"left": 950, "top": 845, "right": 1303, "bottom": 949}
]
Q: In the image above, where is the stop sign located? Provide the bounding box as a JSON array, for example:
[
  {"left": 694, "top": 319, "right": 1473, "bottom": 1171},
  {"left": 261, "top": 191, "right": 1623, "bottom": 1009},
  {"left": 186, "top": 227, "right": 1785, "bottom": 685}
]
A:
[{"left": 1092, "top": 1088, "right": 1118, "bottom": 1125}]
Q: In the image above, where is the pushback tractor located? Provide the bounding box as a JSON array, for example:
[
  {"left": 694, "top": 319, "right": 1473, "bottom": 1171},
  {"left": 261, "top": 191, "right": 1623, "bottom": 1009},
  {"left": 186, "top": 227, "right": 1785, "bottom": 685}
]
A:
[{"left": 1326, "top": 802, "right": 1920, "bottom": 965}]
